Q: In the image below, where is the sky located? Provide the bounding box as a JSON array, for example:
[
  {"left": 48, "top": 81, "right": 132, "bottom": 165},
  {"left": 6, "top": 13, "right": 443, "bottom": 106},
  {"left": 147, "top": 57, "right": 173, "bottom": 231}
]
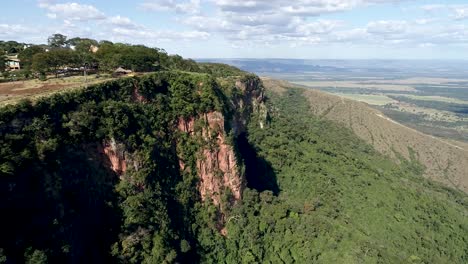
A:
[{"left": 1, "top": 0, "right": 468, "bottom": 59}]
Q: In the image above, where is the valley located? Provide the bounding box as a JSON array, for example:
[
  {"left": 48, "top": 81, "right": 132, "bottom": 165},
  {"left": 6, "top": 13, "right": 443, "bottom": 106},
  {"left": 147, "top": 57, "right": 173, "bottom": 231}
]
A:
[
  {"left": 3, "top": 68, "right": 465, "bottom": 263},
  {"left": 204, "top": 59, "right": 468, "bottom": 143},
  {"left": 3, "top": 0, "right": 468, "bottom": 262}
]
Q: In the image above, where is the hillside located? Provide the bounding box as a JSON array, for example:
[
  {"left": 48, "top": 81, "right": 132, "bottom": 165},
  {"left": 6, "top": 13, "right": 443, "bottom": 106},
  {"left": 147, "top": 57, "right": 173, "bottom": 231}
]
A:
[
  {"left": 0, "top": 63, "right": 467, "bottom": 263},
  {"left": 216, "top": 84, "right": 468, "bottom": 263},
  {"left": 262, "top": 77, "right": 468, "bottom": 194},
  {"left": 0, "top": 69, "right": 265, "bottom": 263}
]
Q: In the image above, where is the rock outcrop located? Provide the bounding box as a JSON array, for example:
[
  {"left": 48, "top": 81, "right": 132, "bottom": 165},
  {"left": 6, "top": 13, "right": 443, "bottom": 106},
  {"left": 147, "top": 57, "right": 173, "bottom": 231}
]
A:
[
  {"left": 100, "top": 138, "right": 127, "bottom": 176},
  {"left": 178, "top": 76, "right": 266, "bottom": 209}
]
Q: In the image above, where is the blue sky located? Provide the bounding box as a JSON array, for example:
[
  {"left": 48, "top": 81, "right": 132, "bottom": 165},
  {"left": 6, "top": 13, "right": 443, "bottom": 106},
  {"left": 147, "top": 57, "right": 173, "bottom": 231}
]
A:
[{"left": 1, "top": 0, "right": 468, "bottom": 59}]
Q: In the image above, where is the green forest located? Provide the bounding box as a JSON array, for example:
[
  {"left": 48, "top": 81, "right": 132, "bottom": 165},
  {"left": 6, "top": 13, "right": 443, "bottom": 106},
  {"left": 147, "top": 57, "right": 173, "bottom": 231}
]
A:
[
  {"left": 0, "top": 55, "right": 467, "bottom": 264},
  {"left": 1, "top": 34, "right": 245, "bottom": 81},
  {"left": 213, "top": 88, "right": 468, "bottom": 263}
]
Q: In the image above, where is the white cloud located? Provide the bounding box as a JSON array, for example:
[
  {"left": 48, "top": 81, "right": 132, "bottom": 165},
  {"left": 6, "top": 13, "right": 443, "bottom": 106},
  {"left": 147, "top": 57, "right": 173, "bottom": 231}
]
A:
[
  {"left": 14, "top": 0, "right": 467, "bottom": 56},
  {"left": 419, "top": 42, "right": 435, "bottom": 48},
  {"left": 38, "top": 0, "right": 56, "bottom": 8},
  {"left": 140, "top": 0, "right": 200, "bottom": 14},
  {"left": 366, "top": 20, "right": 408, "bottom": 34},
  {"left": 281, "top": 0, "right": 361, "bottom": 16},
  {"left": 0, "top": 24, "right": 36, "bottom": 36},
  {"left": 414, "top": 18, "right": 435, "bottom": 25},
  {"left": 112, "top": 27, "right": 209, "bottom": 41},
  {"left": 420, "top": 4, "right": 468, "bottom": 20},
  {"left": 421, "top": 4, "right": 446, "bottom": 12},
  {"left": 108, "top": 16, "right": 139, "bottom": 29},
  {"left": 295, "top": 20, "right": 343, "bottom": 36},
  {"left": 39, "top": 2, "right": 106, "bottom": 21},
  {"left": 453, "top": 5, "right": 468, "bottom": 20},
  {"left": 177, "top": 0, "right": 419, "bottom": 45}
]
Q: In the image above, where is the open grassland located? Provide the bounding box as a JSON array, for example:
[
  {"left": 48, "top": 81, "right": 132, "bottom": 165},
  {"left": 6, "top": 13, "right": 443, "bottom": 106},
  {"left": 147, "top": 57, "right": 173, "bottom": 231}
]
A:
[
  {"left": 395, "top": 94, "right": 468, "bottom": 104},
  {"left": 0, "top": 75, "right": 114, "bottom": 106},
  {"left": 334, "top": 93, "right": 397, "bottom": 105},
  {"left": 290, "top": 76, "right": 468, "bottom": 93},
  {"left": 358, "top": 77, "right": 468, "bottom": 86},
  {"left": 384, "top": 102, "right": 468, "bottom": 123},
  {"left": 289, "top": 75, "right": 468, "bottom": 144},
  {"left": 291, "top": 80, "right": 416, "bottom": 91}
]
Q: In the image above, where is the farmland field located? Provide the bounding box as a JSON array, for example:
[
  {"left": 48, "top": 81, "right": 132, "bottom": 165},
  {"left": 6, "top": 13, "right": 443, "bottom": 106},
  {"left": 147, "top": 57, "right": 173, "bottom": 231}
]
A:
[
  {"left": 333, "top": 93, "right": 396, "bottom": 105},
  {"left": 202, "top": 59, "right": 468, "bottom": 143}
]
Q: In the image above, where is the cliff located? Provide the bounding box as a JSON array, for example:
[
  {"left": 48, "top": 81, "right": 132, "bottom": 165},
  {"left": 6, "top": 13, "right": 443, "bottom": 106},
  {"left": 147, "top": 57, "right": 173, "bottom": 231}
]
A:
[
  {"left": 177, "top": 75, "right": 266, "bottom": 214},
  {"left": 0, "top": 68, "right": 267, "bottom": 262}
]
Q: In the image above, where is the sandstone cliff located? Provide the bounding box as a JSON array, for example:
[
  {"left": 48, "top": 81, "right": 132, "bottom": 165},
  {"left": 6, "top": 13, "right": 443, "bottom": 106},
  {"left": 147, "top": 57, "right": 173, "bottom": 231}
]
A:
[
  {"left": 98, "top": 75, "right": 266, "bottom": 215},
  {"left": 177, "top": 76, "right": 266, "bottom": 209}
]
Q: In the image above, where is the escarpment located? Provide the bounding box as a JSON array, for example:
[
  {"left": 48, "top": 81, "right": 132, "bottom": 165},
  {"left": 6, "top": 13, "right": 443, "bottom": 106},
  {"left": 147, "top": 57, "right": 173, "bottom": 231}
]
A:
[
  {"left": 0, "top": 69, "right": 267, "bottom": 262},
  {"left": 177, "top": 75, "right": 266, "bottom": 209}
]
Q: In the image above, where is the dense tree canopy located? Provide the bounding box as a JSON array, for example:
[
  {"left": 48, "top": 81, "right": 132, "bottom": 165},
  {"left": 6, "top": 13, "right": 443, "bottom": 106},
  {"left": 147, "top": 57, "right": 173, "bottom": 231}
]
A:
[
  {"left": 0, "top": 40, "right": 26, "bottom": 55},
  {"left": 18, "top": 46, "right": 45, "bottom": 70},
  {"left": 1, "top": 34, "right": 207, "bottom": 79},
  {"left": 31, "top": 49, "right": 79, "bottom": 77},
  {"left": 0, "top": 55, "right": 5, "bottom": 73},
  {"left": 0, "top": 37, "right": 467, "bottom": 264},
  {"left": 47, "top": 33, "right": 68, "bottom": 49}
]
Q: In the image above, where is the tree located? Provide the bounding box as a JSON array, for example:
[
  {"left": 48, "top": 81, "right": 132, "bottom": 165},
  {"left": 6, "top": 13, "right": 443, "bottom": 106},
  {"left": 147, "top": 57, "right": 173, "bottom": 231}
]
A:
[
  {"left": 0, "top": 55, "right": 5, "bottom": 73},
  {"left": 32, "top": 49, "right": 79, "bottom": 77},
  {"left": 18, "top": 46, "right": 45, "bottom": 70},
  {"left": 47, "top": 33, "right": 68, "bottom": 49},
  {"left": 0, "top": 41, "right": 24, "bottom": 55}
]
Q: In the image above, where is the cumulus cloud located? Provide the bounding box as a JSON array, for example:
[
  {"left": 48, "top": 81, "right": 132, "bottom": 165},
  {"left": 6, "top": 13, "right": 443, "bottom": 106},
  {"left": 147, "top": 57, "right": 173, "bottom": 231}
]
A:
[
  {"left": 174, "top": 0, "right": 419, "bottom": 46},
  {"left": 366, "top": 20, "right": 408, "bottom": 34},
  {"left": 453, "top": 5, "right": 468, "bottom": 20},
  {"left": 421, "top": 4, "right": 446, "bottom": 12},
  {"left": 0, "top": 24, "right": 36, "bottom": 36},
  {"left": 39, "top": 2, "right": 106, "bottom": 21},
  {"left": 37, "top": 0, "right": 56, "bottom": 8},
  {"left": 108, "top": 16, "right": 140, "bottom": 29},
  {"left": 112, "top": 27, "right": 209, "bottom": 42},
  {"left": 421, "top": 4, "right": 468, "bottom": 20},
  {"left": 22, "top": 0, "right": 468, "bottom": 52},
  {"left": 140, "top": 0, "right": 200, "bottom": 14},
  {"left": 24, "top": 0, "right": 208, "bottom": 47},
  {"left": 414, "top": 18, "right": 436, "bottom": 25}
]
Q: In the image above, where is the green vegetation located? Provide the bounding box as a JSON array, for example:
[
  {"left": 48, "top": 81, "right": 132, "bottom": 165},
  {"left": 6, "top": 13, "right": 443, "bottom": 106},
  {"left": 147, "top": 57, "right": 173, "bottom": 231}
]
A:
[
  {"left": 0, "top": 40, "right": 29, "bottom": 55},
  {"left": 334, "top": 93, "right": 396, "bottom": 105},
  {"left": 414, "top": 85, "right": 468, "bottom": 101},
  {"left": 204, "top": 88, "right": 468, "bottom": 263},
  {"left": 0, "top": 68, "right": 239, "bottom": 263},
  {"left": 0, "top": 54, "right": 467, "bottom": 264},
  {"left": 1, "top": 34, "right": 212, "bottom": 81},
  {"left": 389, "top": 95, "right": 468, "bottom": 115},
  {"left": 399, "top": 94, "right": 468, "bottom": 105}
]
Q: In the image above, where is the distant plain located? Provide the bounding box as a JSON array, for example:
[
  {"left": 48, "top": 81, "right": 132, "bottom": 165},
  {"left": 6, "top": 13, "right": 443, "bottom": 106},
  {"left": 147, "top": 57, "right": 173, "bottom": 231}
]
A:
[{"left": 200, "top": 59, "right": 468, "bottom": 142}]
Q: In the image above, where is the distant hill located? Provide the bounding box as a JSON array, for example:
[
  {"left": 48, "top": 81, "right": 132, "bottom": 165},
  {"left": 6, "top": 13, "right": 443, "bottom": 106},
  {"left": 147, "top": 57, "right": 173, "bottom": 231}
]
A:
[
  {"left": 198, "top": 58, "right": 468, "bottom": 78},
  {"left": 263, "top": 77, "right": 468, "bottom": 193}
]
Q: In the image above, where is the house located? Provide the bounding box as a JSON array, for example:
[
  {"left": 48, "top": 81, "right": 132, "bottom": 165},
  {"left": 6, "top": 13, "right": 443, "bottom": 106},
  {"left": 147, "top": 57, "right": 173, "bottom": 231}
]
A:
[
  {"left": 5, "top": 55, "right": 20, "bottom": 71},
  {"left": 113, "top": 67, "right": 132, "bottom": 77}
]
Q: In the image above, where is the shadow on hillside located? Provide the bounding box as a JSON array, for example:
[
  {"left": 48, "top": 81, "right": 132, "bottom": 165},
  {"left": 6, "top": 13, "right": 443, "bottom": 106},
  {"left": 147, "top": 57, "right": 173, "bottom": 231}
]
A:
[
  {"left": 0, "top": 145, "right": 123, "bottom": 263},
  {"left": 236, "top": 133, "right": 279, "bottom": 195}
]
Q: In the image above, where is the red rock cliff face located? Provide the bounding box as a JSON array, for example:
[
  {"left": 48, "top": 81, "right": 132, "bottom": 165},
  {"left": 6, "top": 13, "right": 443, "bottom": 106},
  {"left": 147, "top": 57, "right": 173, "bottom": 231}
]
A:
[
  {"left": 100, "top": 138, "right": 127, "bottom": 177},
  {"left": 179, "top": 112, "right": 244, "bottom": 206},
  {"left": 177, "top": 77, "right": 266, "bottom": 208}
]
